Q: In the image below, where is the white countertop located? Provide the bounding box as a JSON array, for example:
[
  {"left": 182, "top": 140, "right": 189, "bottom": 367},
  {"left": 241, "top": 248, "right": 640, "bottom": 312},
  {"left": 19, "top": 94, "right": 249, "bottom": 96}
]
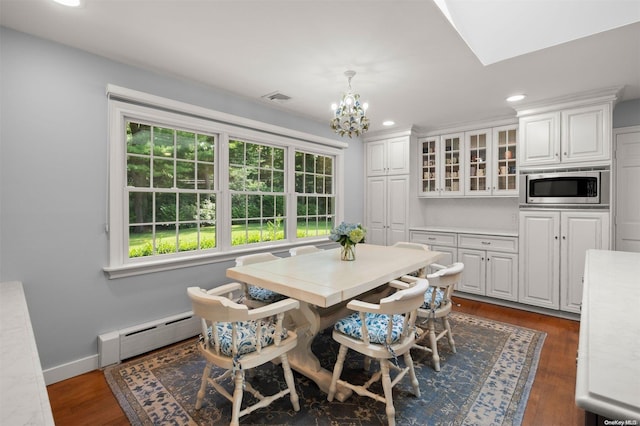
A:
[
  {"left": 0, "top": 281, "right": 55, "bottom": 426},
  {"left": 575, "top": 250, "right": 640, "bottom": 421},
  {"left": 409, "top": 226, "right": 518, "bottom": 237}
]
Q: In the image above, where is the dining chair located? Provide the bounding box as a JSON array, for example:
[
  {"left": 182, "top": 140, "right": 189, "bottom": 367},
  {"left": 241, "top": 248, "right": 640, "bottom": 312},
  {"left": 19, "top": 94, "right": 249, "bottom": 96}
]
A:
[
  {"left": 405, "top": 262, "right": 464, "bottom": 371},
  {"left": 327, "top": 278, "right": 429, "bottom": 426},
  {"left": 392, "top": 241, "right": 431, "bottom": 277},
  {"left": 188, "top": 284, "right": 300, "bottom": 426},
  {"left": 288, "top": 245, "right": 323, "bottom": 256},
  {"left": 235, "top": 253, "right": 286, "bottom": 307}
]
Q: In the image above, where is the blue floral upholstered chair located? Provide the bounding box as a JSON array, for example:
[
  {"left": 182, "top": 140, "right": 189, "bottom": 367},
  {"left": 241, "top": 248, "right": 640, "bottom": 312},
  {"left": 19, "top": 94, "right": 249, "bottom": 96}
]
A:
[
  {"left": 404, "top": 262, "right": 464, "bottom": 371},
  {"left": 288, "top": 244, "right": 323, "bottom": 256},
  {"left": 327, "top": 278, "right": 429, "bottom": 426},
  {"left": 188, "top": 284, "right": 300, "bottom": 426},
  {"left": 234, "top": 253, "right": 286, "bottom": 308}
]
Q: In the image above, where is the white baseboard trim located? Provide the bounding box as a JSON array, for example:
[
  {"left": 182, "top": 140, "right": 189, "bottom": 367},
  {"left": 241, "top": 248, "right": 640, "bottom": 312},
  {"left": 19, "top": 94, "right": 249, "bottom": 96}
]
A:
[{"left": 43, "top": 354, "right": 100, "bottom": 385}]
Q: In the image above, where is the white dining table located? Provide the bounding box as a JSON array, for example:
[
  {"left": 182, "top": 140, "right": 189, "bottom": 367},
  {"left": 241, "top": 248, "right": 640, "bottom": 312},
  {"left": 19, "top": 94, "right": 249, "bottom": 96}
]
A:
[{"left": 226, "top": 243, "right": 442, "bottom": 401}]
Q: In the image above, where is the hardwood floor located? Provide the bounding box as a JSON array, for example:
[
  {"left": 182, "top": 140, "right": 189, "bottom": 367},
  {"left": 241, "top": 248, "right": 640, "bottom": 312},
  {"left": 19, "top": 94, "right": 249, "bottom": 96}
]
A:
[{"left": 47, "top": 298, "right": 585, "bottom": 425}]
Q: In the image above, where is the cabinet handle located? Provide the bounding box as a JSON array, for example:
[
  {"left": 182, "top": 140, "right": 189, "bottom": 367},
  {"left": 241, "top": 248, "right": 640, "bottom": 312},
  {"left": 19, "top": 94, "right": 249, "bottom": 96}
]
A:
[
  {"left": 481, "top": 241, "right": 491, "bottom": 245},
  {"left": 427, "top": 237, "right": 436, "bottom": 241}
]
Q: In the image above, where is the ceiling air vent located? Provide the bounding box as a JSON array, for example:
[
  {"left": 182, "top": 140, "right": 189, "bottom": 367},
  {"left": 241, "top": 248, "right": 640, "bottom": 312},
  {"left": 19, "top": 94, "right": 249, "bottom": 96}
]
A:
[{"left": 262, "top": 91, "right": 291, "bottom": 103}]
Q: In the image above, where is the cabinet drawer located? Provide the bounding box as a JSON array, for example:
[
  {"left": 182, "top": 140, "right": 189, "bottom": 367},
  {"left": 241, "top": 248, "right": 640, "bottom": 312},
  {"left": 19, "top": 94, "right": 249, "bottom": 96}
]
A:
[
  {"left": 458, "top": 234, "right": 518, "bottom": 252},
  {"left": 410, "top": 231, "right": 457, "bottom": 246}
]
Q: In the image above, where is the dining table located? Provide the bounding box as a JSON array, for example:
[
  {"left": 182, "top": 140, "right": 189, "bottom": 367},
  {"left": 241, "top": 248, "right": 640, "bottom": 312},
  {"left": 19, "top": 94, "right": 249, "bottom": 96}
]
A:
[{"left": 226, "top": 243, "right": 442, "bottom": 402}]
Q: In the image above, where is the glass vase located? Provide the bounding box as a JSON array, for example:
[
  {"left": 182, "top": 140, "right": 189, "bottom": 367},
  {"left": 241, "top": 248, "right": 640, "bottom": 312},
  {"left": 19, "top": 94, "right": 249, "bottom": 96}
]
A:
[{"left": 341, "top": 243, "right": 356, "bottom": 261}]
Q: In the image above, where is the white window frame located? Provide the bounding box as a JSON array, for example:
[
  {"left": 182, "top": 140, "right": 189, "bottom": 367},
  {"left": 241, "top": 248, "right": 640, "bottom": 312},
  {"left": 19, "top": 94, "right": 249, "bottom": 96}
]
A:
[{"left": 104, "top": 85, "right": 345, "bottom": 279}]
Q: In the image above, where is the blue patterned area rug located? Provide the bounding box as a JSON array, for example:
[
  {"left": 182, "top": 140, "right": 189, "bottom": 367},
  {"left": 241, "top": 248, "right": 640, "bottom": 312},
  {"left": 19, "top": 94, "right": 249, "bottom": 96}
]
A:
[{"left": 104, "top": 312, "right": 545, "bottom": 425}]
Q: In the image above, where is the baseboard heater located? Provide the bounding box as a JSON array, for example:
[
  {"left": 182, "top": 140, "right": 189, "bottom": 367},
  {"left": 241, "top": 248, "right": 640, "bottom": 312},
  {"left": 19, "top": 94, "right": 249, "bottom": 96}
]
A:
[{"left": 98, "top": 311, "right": 201, "bottom": 367}]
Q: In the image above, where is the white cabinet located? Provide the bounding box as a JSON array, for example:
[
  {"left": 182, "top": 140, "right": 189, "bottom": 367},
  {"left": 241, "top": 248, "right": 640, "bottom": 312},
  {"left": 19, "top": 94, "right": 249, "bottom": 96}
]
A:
[
  {"left": 519, "top": 210, "right": 610, "bottom": 312},
  {"left": 518, "top": 100, "right": 613, "bottom": 168},
  {"left": 465, "top": 125, "right": 519, "bottom": 197},
  {"left": 365, "top": 134, "right": 411, "bottom": 246},
  {"left": 366, "top": 136, "right": 410, "bottom": 176},
  {"left": 457, "top": 234, "right": 518, "bottom": 301},
  {"left": 366, "top": 175, "right": 409, "bottom": 246},
  {"left": 418, "top": 133, "right": 464, "bottom": 197},
  {"left": 409, "top": 230, "right": 457, "bottom": 265}
]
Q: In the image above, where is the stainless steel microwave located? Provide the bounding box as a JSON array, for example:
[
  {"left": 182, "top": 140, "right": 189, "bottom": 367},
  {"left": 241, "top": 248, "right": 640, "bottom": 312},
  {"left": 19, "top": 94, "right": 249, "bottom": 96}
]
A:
[{"left": 519, "top": 170, "right": 609, "bottom": 206}]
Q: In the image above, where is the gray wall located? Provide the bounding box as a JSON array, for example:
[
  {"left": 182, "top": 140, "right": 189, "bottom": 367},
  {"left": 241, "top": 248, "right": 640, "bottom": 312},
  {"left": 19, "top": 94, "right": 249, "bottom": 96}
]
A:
[
  {"left": 0, "top": 27, "right": 364, "bottom": 373},
  {"left": 613, "top": 98, "right": 640, "bottom": 128}
]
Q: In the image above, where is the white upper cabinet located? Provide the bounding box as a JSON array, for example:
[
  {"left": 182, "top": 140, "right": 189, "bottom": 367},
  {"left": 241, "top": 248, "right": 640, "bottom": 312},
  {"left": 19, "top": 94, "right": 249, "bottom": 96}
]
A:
[
  {"left": 366, "top": 136, "right": 410, "bottom": 176},
  {"left": 517, "top": 89, "right": 618, "bottom": 168},
  {"left": 418, "top": 133, "right": 464, "bottom": 197}
]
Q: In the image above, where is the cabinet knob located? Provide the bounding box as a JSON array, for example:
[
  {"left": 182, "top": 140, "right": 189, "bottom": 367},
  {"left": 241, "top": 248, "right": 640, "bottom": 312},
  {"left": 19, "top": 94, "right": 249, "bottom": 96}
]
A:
[
  {"left": 555, "top": 236, "right": 559, "bottom": 240},
  {"left": 562, "top": 236, "right": 566, "bottom": 240},
  {"left": 564, "top": 152, "right": 567, "bottom": 156},
  {"left": 555, "top": 153, "right": 559, "bottom": 157}
]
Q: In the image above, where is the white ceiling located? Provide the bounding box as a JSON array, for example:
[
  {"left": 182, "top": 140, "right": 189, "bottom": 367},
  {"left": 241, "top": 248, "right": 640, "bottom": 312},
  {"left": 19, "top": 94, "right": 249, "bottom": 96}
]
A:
[{"left": 1, "top": 0, "right": 639, "bottom": 134}]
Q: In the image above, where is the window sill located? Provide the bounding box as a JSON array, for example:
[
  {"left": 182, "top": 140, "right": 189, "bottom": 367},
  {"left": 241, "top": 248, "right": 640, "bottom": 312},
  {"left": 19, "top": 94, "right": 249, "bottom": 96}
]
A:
[{"left": 103, "top": 239, "right": 334, "bottom": 279}]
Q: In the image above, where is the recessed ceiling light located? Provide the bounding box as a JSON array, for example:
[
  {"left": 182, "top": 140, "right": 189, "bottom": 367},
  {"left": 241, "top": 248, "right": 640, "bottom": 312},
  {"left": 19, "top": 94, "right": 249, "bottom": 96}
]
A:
[
  {"left": 506, "top": 94, "right": 526, "bottom": 102},
  {"left": 52, "top": 0, "right": 81, "bottom": 7},
  {"left": 382, "top": 120, "right": 395, "bottom": 126}
]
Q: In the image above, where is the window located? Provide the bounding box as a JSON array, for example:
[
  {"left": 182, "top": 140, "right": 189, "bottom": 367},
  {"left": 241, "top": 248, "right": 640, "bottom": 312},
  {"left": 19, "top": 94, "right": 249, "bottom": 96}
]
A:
[
  {"left": 229, "top": 139, "right": 286, "bottom": 246},
  {"left": 126, "top": 121, "right": 217, "bottom": 258},
  {"left": 295, "top": 151, "right": 335, "bottom": 238},
  {"left": 106, "top": 87, "right": 345, "bottom": 278}
]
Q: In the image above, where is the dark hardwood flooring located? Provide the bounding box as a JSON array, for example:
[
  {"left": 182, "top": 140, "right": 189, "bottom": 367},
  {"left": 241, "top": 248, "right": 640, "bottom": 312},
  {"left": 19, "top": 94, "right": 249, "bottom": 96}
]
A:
[{"left": 47, "top": 298, "right": 584, "bottom": 425}]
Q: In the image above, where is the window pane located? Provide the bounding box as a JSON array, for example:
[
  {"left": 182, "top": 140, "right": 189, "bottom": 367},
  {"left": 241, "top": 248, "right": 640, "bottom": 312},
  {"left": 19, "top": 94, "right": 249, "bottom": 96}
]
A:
[
  {"left": 228, "top": 140, "right": 244, "bottom": 165},
  {"left": 295, "top": 173, "right": 304, "bottom": 193},
  {"left": 153, "top": 126, "right": 174, "bottom": 157},
  {"left": 231, "top": 193, "right": 247, "bottom": 219},
  {"left": 129, "top": 226, "right": 153, "bottom": 258},
  {"left": 177, "top": 224, "right": 197, "bottom": 252},
  {"left": 153, "top": 158, "right": 174, "bottom": 188},
  {"left": 295, "top": 151, "right": 304, "bottom": 172},
  {"left": 156, "top": 192, "right": 176, "bottom": 222},
  {"left": 246, "top": 143, "right": 260, "bottom": 167},
  {"left": 179, "top": 193, "right": 197, "bottom": 221},
  {"left": 176, "top": 161, "right": 195, "bottom": 189},
  {"left": 127, "top": 122, "right": 151, "bottom": 155},
  {"left": 127, "top": 156, "right": 150, "bottom": 187},
  {"left": 200, "top": 224, "right": 216, "bottom": 249},
  {"left": 305, "top": 153, "right": 315, "bottom": 173},
  {"left": 155, "top": 223, "right": 177, "bottom": 254},
  {"left": 176, "top": 130, "right": 196, "bottom": 160},
  {"left": 197, "top": 134, "right": 215, "bottom": 162},
  {"left": 273, "top": 171, "right": 284, "bottom": 192},
  {"left": 197, "top": 163, "right": 214, "bottom": 190},
  {"left": 274, "top": 148, "right": 285, "bottom": 170},
  {"left": 275, "top": 195, "right": 285, "bottom": 217},
  {"left": 129, "top": 192, "right": 152, "bottom": 223}
]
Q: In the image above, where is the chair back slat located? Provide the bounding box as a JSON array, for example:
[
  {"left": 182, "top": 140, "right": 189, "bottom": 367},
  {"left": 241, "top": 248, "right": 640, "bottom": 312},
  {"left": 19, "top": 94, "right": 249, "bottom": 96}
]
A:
[{"left": 236, "top": 252, "right": 279, "bottom": 266}]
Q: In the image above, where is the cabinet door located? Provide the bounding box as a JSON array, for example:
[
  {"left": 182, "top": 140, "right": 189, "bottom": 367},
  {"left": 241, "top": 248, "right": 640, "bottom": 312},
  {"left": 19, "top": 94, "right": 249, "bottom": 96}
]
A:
[
  {"left": 431, "top": 245, "right": 457, "bottom": 266},
  {"left": 365, "top": 176, "right": 387, "bottom": 245},
  {"left": 366, "top": 140, "right": 387, "bottom": 176},
  {"left": 457, "top": 248, "right": 485, "bottom": 295},
  {"left": 486, "top": 252, "right": 518, "bottom": 301},
  {"left": 493, "top": 124, "right": 519, "bottom": 195},
  {"left": 465, "top": 129, "right": 492, "bottom": 196},
  {"left": 441, "top": 133, "right": 464, "bottom": 196},
  {"left": 519, "top": 112, "right": 561, "bottom": 167},
  {"left": 560, "top": 211, "right": 610, "bottom": 313},
  {"left": 561, "top": 104, "right": 610, "bottom": 164},
  {"left": 387, "top": 137, "right": 410, "bottom": 175},
  {"left": 519, "top": 211, "right": 560, "bottom": 309},
  {"left": 419, "top": 137, "right": 440, "bottom": 197},
  {"left": 386, "top": 175, "right": 409, "bottom": 245}
]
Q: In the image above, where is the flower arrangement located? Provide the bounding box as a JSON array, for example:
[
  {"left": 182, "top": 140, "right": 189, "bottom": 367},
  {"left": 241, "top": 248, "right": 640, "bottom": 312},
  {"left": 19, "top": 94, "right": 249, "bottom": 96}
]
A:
[{"left": 329, "top": 222, "right": 366, "bottom": 260}]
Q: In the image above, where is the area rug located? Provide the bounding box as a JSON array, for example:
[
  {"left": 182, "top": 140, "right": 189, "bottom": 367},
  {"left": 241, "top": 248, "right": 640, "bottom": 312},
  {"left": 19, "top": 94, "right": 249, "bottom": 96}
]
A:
[{"left": 104, "top": 312, "right": 545, "bottom": 426}]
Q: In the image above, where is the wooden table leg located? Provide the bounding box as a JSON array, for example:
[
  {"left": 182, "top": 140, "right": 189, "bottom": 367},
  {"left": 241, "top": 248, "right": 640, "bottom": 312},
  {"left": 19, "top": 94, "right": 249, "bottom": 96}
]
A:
[{"left": 286, "top": 301, "right": 353, "bottom": 402}]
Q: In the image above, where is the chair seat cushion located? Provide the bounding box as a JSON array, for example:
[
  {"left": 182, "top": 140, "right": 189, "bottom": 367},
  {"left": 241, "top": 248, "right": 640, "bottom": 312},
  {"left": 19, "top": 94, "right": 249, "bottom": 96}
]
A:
[
  {"left": 421, "top": 287, "right": 444, "bottom": 310},
  {"left": 334, "top": 313, "right": 405, "bottom": 344},
  {"left": 248, "top": 285, "right": 287, "bottom": 303},
  {"left": 209, "top": 321, "right": 288, "bottom": 357}
]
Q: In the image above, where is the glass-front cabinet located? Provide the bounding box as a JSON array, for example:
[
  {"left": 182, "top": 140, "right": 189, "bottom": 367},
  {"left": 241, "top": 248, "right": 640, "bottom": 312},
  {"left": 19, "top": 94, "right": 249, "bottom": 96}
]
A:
[
  {"left": 466, "top": 128, "right": 492, "bottom": 196},
  {"left": 493, "top": 124, "right": 518, "bottom": 196},
  {"left": 419, "top": 133, "right": 464, "bottom": 197}
]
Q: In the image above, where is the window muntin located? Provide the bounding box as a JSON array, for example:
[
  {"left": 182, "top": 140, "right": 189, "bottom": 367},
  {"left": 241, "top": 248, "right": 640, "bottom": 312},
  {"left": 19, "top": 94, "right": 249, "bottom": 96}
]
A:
[
  {"left": 229, "top": 139, "right": 287, "bottom": 246},
  {"left": 295, "top": 151, "right": 335, "bottom": 238},
  {"left": 126, "top": 120, "right": 217, "bottom": 258}
]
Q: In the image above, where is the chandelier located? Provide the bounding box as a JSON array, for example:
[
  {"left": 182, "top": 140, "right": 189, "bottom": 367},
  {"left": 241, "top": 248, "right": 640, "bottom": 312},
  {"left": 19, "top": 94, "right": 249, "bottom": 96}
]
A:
[{"left": 330, "top": 70, "right": 369, "bottom": 138}]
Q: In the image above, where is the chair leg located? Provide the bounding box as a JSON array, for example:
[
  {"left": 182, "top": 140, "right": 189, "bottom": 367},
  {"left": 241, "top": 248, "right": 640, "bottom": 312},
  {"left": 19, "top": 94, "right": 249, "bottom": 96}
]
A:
[
  {"left": 328, "top": 345, "right": 348, "bottom": 402},
  {"left": 280, "top": 353, "right": 300, "bottom": 411},
  {"left": 428, "top": 318, "right": 441, "bottom": 372},
  {"left": 230, "top": 369, "right": 244, "bottom": 426},
  {"left": 442, "top": 316, "right": 456, "bottom": 353},
  {"left": 195, "top": 363, "right": 212, "bottom": 410},
  {"left": 403, "top": 352, "right": 420, "bottom": 397},
  {"left": 380, "top": 359, "right": 396, "bottom": 426}
]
